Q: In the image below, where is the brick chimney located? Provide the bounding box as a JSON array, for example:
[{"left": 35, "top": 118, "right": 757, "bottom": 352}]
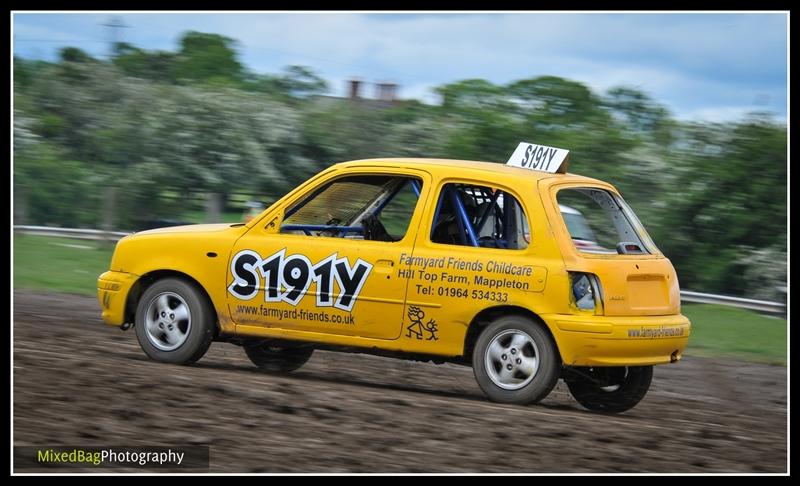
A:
[
  {"left": 376, "top": 82, "right": 398, "bottom": 102},
  {"left": 348, "top": 79, "right": 362, "bottom": 100}
]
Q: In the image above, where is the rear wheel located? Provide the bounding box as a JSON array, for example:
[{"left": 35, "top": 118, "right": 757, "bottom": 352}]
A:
[
  {"left": 134, "top": 278, "right": 215, "bottom": 364},
  {"left": 472, "top": 315, "right": 560, "bottom": 405},
  {"left": 243, "top": 340, "right": 314, "bottom": 373},
  {"left": 565, "top": 365, "right": 653, "bottom": 413}
]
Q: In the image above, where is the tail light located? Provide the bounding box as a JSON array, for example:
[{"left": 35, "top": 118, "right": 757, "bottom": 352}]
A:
[{"left": 570, "top": 272, "right": 603, "bottom": 313}]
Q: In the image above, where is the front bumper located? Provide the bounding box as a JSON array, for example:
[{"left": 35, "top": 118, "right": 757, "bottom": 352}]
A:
[
  {"left": 97, "top": 270, "right": 139, "bottom": 326},
  {"left": 540, "top": 313, "right": 691, "bottom": 366}
]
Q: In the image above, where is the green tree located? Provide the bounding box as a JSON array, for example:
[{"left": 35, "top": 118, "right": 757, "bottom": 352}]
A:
[
  {"left": 437, "top": 79, "right": 509, "bottom": 111},
  {"left": 508, "top": 75, "right": 604, "bottom": 127},
  {"left": 504, "top": 76, "right": 637, "bottom": 188},
  {"left": 656, "top": 115, "right": 787, "bottom": 295},
  {"left": 604, "top": 86, "right": 671, "bottom": 134},
  {"left": 13, "top": 57, "right": 51, "bottom": 91},
  {"left": 14, "top": 113, "right": 102, "bottom": 227},
  {"left": 59, "top": 47, "right": 94, "bottom": 63},
  {"left": 244, "top": 65, "right": 329, "bottom": 101},
  {"left": 112, "top": 42, "right": 176, "bottom": 83},
  {"left": 173, "top": 31, "right": 244, "bottom": 83},
  {"left": 56, "top": 47, "right": 99, "bottom": 82},
  {"left": 434, "top": 79, "right": 523, "bottom": 162},
  {"left": 276, "top": 65, "right": 329, "bottom": 98}
]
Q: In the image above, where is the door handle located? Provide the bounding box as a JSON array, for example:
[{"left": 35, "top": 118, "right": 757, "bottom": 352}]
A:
[{"left": 375, "top": 260, "right": 394, "bottom": 276}]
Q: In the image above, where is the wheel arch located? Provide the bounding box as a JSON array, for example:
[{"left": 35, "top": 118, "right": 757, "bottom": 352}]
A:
[
  {"left": 463, "top": 305, "right": 562, "bottom": 365},
  {"left": 124, "top": 269, "right": 219, "bottom": 337}
]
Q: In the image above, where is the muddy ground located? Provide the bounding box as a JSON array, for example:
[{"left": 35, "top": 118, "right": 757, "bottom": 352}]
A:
[{"left": 12, "top": 290, "right": 787, "bottom": 473}]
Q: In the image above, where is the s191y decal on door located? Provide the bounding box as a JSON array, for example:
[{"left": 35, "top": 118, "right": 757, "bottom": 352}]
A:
[{"left": 228, "top": 249, "right": 373, "bottom": 312}]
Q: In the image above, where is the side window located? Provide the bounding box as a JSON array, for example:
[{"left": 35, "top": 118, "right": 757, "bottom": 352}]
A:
[
  {"left": 378, "top": 179, "right": 420, "bottom": 237},
  {"left": 430, "top": 183, "right": 529, "bottom": 250},
  {"left": 281, "top": 175, "right": 423, "bottom": 242}
]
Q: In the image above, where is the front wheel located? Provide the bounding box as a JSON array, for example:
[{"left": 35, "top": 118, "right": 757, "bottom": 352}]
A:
[
  {"left": 472, "top": 316, "right": 561, "bottom": 405},
  {"left": 565, "top": 365, "right": 653, "bottom": 413},
  {"left": 134, "top": 277, "right": 215, "bottom": 364},
  {"left": 243, "top": 340, "right": 314, "bottom": 373}
]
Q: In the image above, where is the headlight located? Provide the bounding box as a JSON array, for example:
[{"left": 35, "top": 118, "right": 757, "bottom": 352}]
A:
[{"left": 570, "top": 272, "right": 601, "bottom": 311}]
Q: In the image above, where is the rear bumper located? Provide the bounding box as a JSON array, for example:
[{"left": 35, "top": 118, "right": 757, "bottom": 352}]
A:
[
  {"left": 540, "top": 313, "right": 691, "bottom": 366},
  {"left": 97, "top": 270, "right": 139, "bottom": 326}
]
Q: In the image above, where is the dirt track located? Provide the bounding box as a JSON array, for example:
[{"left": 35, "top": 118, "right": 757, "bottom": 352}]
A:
[{"left": 13, "top": 290, "right": 787, "bottom": 473}]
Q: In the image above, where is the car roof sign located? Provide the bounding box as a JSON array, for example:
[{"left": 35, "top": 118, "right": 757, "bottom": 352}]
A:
[{"left": 506, "top": 142, "right": 570, "bottom": 174}]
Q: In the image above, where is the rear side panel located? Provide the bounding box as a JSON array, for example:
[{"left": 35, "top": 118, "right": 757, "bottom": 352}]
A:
[{"left": 540, "top": 179, "right": 682, "bottom": 317}]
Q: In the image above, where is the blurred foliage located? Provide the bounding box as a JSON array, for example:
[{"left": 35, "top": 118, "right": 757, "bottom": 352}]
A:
[
  {"left": 59, "top": 46, "right": 95, "bottom": 64},
  {"left": 112, "top": 42, "right": 177, "bottom": 83},
  {"left": 245, "top": 65, "right": 330, "bottom": 100},
  {"left": 174, "top": 31, "right": 244, "bottom": 83},
  {"left": 11, "top": 32, "right": 787, "bottom": 299},
  {"left": 654, "top": 117, "right": 788, "bottom": 301}
]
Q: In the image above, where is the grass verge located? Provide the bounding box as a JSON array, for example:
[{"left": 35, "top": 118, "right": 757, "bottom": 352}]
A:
[
  {"left": 682, "top": 304, "right": 786, "bottom": 365},
  {"left": 13, "top": 234, "right": 114, "bottom": 296}
]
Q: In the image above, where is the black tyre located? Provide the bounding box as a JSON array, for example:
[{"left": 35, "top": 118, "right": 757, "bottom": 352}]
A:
[
  {"left": 565, "top": 365, "right": 653, "bottom": 413},
  {"left": 243, "top": 340, "right": 314, "bottom": 373},
  {"left": 134, "top": 277, "right": 215, "bottom": 364},
  {"left": 472, "top": 315, "right": 561, "bottom": 405}
]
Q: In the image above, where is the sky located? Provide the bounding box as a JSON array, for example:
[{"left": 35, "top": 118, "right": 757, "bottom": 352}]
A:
[{"left": 12, "top": 12, "right": 789, "bottom": 123}]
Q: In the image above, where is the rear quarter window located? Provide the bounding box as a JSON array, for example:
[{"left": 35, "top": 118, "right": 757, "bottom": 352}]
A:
[{"left": 556, "top": 187, "right": 654, "bottom": 255}]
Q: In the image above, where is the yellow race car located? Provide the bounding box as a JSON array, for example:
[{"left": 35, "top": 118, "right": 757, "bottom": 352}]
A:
[{"left": 98, "top": 143, "right": 690, "bottom": 413}]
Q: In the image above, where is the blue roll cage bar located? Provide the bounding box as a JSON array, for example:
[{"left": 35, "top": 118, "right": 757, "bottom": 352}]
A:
[{"left": 432, "top": 185, "right": 508, "bottom": 248}]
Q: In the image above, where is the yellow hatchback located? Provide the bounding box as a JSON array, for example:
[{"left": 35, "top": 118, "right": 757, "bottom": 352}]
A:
[{"left": 98, "top": 143, "right": 690, "bottom": 413}]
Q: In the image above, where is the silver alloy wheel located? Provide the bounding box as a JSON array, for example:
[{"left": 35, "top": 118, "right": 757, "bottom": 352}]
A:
[
  {"left": 485, "top": 329, "right": 540, "bottom": 390},
  {"left": 144, "top": 291, "right": 192, "bottom": 351}
]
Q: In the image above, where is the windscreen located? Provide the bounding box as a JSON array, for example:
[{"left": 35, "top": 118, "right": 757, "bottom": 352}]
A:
[{"left": 284, "top": 175, "right": 394, "bottom": 227}]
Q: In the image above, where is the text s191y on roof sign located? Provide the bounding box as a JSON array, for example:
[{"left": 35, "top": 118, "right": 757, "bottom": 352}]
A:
[{"left": 506, "top": 142, "right": 570, "bottom": 173}]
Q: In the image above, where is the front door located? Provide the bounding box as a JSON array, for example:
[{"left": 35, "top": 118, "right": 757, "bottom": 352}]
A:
[{"left": 227, "top": 169, "right": 430, "bottom": 340}]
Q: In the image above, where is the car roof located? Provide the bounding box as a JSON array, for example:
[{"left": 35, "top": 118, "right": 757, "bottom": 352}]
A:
[{"left": 334, "top": 158, "right": 607, "bottom": 186}]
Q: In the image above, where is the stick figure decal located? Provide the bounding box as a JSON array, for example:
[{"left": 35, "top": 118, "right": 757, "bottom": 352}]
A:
[{"left": 406, "top": 305, "right": 438, "bottom": 341}]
